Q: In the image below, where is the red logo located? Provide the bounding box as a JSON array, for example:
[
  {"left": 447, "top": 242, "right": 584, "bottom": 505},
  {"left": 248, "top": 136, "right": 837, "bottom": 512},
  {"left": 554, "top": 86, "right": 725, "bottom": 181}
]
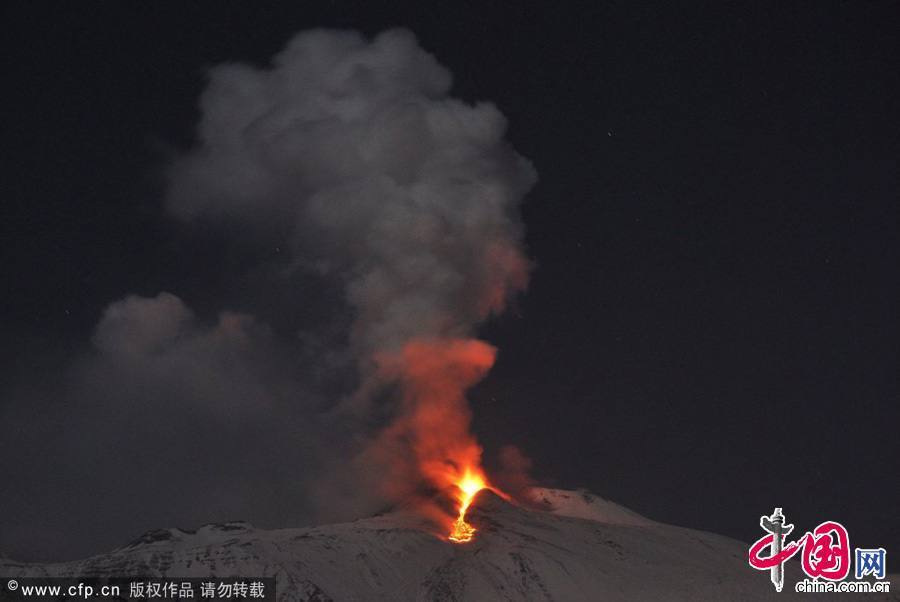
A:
[{"left": 749, "top": 508, "right": 851, "bottom": 591}]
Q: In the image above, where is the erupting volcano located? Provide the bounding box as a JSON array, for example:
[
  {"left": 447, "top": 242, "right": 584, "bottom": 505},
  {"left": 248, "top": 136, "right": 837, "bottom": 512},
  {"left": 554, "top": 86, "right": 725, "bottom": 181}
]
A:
[
  {"left": 373, "top": 338, "right": 508, "bottom": 544},
  {"left": 161, "top": 28, "right": 538, "bottom": 548},
  {"left": 448, "top": 468, "right": 487, "bottom": 543}
]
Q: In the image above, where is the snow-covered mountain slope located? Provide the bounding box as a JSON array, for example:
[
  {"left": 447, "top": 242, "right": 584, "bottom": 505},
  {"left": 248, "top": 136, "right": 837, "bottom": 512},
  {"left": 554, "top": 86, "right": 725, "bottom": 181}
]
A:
[
  {"left": 2, "top": 488, "right": 895, "bottom": 601},
  {"left": 526, "top": 487, "right": 655, "bottom": 526}
]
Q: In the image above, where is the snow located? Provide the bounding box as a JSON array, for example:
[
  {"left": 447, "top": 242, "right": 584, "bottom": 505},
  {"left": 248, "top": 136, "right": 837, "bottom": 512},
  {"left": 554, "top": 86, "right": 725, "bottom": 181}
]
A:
[
  {"left": 2, "top": 488, "right": 895, "bottom": 600},
  {"left": 527, "top": 487, "right": 655, "bottom": 526}
]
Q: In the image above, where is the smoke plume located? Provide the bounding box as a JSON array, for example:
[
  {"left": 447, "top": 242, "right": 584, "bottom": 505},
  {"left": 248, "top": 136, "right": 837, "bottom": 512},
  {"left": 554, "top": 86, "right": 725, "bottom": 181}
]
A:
[
  {"left": 0, "top": 28, "right": 535, "bottom": 560},
  {"left": 167, "top": 29, "right": 536, "bottom": 511}
]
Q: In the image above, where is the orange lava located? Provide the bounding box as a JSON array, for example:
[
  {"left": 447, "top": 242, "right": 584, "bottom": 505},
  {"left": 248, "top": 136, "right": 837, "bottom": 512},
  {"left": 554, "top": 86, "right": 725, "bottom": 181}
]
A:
[
  {"left": 373, "top": 338, "right": 508, "bottom": 544},
  {"left": 448, "top": 468, "right": 486, "bottom": 543}
]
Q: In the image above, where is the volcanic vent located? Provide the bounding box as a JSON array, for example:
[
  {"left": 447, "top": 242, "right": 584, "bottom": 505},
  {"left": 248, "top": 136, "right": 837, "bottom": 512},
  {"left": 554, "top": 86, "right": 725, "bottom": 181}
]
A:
[
  {"left": 1, "top": 489, "right": 804, "bottom": 601},
  {"left": 165, "top": 28, "right": 538, "bottom": 537}
]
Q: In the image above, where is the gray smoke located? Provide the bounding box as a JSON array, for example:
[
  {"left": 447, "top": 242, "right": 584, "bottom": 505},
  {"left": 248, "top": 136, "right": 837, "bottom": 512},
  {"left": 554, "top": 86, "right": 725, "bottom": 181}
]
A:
[
  {"left": 1, "top": 292, "right": 330, "bottom": 561},
  {"left": 166, "top": 28, "right": 536, "bottom": 375},
  {"left": 0, "top": 29, "right": 535, "bottom": 561}
]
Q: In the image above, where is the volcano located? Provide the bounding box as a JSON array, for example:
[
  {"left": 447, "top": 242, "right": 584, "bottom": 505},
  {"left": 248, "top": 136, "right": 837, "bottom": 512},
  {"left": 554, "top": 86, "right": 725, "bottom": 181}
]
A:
[{"left": 2, "top": 488, "right": 892, "bottom": 600}]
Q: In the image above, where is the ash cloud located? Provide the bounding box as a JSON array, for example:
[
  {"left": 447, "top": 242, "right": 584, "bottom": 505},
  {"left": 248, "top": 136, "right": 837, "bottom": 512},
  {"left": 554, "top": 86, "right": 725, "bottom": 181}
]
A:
[
  {"left": 166, "top": 28, "right": 535, "bottom": 371},
  {"left": 1, "top": 292, "right": 333, "bottom": 560},
  {"left": 166, "top": 27, "right": 536, "bottom": 510},
  {"left": 0, "top": 29, "right": 534, "bottom": 560}
]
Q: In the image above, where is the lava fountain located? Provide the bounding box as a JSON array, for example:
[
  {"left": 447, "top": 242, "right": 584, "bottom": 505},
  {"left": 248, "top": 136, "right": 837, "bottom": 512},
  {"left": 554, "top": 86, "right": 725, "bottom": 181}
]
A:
[
  {"left": 448, "top": 468, "right": 487, "bottom": 543},
  {"left": 375, "top": 338, "right": 508, "bottom": 544}
]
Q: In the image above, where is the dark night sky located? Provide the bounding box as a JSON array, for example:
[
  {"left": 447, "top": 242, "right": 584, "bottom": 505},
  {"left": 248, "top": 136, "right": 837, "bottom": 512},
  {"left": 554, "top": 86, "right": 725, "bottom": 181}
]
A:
[{"left": 3, "top": 2, "right": 898, "bottom": 560}]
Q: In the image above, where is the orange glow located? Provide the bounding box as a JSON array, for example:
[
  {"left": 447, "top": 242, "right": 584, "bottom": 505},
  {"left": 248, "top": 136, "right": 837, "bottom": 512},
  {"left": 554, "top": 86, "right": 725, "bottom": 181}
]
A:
[
  {"left": 373, "top": 338, "right": 505, "bottom": 543},
  {"left": 448, "top": 468, "right": 486, "bottom": 543}
]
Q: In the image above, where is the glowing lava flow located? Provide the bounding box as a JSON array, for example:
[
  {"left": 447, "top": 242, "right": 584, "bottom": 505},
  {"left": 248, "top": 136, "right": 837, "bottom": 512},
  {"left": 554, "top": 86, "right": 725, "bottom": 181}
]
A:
[
  {"left": 373, "top": 338, "right": 509, "bottom": 545},
  {"left": 448, "top": 469, "right": 487, "bottom": 543}
]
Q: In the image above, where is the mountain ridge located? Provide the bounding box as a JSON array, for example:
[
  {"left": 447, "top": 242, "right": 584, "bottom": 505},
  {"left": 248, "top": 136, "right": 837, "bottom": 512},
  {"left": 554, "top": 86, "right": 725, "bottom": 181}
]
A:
[{"left": 2, "top": 488, "right": 894, "bottom": 600}]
